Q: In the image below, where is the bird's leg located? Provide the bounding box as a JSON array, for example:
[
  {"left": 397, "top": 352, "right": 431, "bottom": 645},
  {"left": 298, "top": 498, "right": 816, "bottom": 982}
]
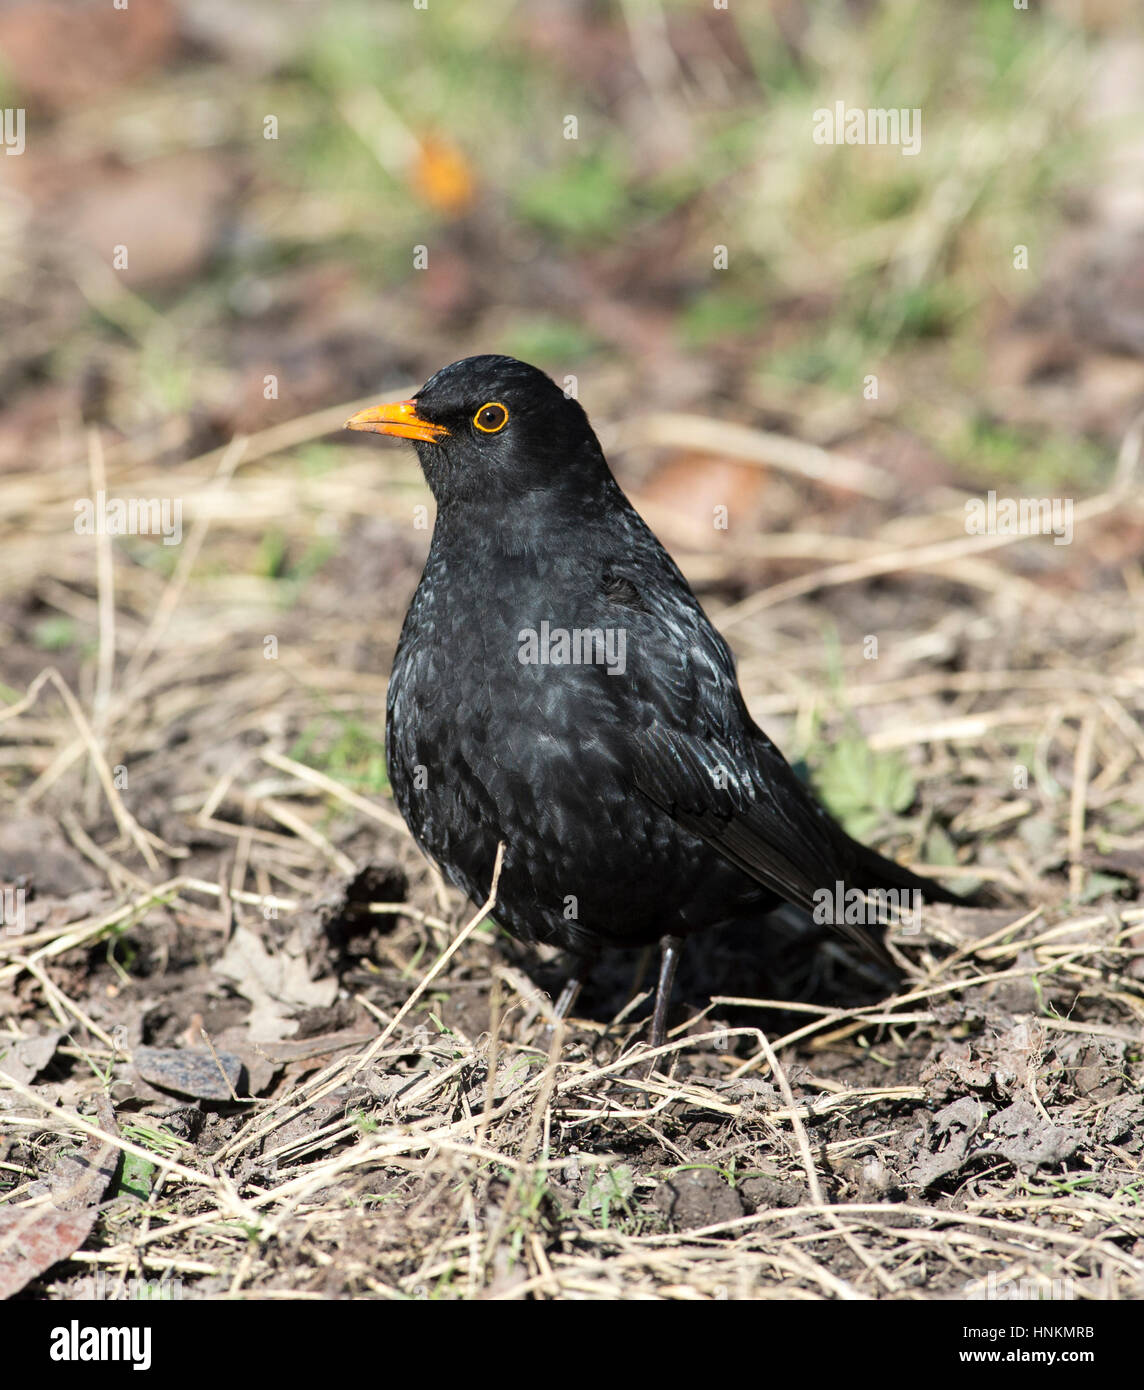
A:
[
  {"left": 540, "top": 954, "right": 593, "bottom": 1046},
  {"left": 552, "top": 973, "right": 584, "bottom": 1022},
  {"left": 648, "top": 934, "right": 684, "bottom": 1056}
]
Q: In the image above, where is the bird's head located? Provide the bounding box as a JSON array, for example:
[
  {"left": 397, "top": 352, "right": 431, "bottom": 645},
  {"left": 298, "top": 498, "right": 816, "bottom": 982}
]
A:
[{"left": 345, "top": 355, "right": 610, "bottom": 507}]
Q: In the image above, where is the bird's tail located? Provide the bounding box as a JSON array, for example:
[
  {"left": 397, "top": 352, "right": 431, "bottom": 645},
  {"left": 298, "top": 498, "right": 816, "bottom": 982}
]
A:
[
  {"left": 845, "top": 834, "right": 976, "bottom": 908},
  {"left": 817, "top": 833, "right": 980, "bottom": 970}
]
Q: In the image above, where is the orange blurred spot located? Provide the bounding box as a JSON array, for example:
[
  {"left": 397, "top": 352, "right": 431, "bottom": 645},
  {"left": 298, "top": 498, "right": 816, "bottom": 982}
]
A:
[{"left": 412, "top": 136, "right": 476, "bottom": 216}]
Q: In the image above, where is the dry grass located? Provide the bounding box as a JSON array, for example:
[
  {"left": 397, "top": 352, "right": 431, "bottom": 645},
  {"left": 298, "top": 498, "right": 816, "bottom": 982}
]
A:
[{"left": 1, "top": 391, "right": 1143, "bottom": 1301}]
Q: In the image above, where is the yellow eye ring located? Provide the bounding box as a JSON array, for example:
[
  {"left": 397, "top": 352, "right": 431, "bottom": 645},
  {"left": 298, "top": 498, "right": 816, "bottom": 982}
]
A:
[{"left": 473, "top": 401, "right": 509, "bottom": 433}]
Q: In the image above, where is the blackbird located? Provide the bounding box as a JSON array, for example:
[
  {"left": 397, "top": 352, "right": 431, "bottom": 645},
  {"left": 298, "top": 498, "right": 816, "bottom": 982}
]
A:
[{"left": 346, "top": 355, "right": 966, "bottom": 1053}]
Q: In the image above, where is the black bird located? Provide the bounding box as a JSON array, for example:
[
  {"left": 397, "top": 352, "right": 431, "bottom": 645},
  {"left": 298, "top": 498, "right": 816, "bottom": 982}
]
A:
[{"left": 346, "top": 355, "right": 966, "bottom": 1054}]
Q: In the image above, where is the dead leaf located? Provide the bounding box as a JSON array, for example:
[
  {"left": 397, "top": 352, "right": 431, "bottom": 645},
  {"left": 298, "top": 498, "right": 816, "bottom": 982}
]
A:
[
  {"left": 0, "top": 1113, "right": 119, "bottom": 1298},
  {"left": 0, "top": 1205, "right": 99, "bottom": 1300},
  {"left": 0, "top": 0, "right": 175, "bottom": 110},
  {"left": 920, "top": 1043, "right": 996, "bottom": 1100},
  {"left": 250, "top": 1028, "right": 375, "bottom": 1065},
  {"left": 0, "top": 1031, "right": 62, "bottom": 1085},
  {"left": 911, "top": 1096, "right": 991, "bottom": 1188},
  {"left": 983, "top": 1100, "right": 1084, "bottom": 1173},
  {"left": 29, "top": 1128, "right": 119, "bottom": 1212},
  {"left": 215, "top": 926, "right": 338, "bottom": 1041}
]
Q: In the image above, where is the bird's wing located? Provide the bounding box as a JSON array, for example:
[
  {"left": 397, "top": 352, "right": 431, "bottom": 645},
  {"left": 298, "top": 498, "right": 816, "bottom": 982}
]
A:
[
  {"left": 628, "top": 718, "right": 841, "bottom": 909},
  {"left": 592, "top": 520, "right": 950, "bottom": 957},
  {"left": 629, "top": 719, "right": 904, "bottom": 964},
  {"left": 597, "top": 550, "right": 902, "bottom": 960},
  {"left": 596, "top": 548, "right": 840, "bottom": 909}
]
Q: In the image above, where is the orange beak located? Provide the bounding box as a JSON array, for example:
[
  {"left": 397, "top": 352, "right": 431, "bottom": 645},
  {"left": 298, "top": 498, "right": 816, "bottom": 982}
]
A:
[{"left": 344, "top": 399, "right": 449, "bottom": 444}]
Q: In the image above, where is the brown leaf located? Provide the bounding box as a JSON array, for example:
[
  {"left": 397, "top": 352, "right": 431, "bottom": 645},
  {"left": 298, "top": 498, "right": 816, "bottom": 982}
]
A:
[
  {"left": 0, "top": 0, "right": 175, "bottom": 110},
  {"left": 0, "top": 1031, "right": 62, "bottom": 1086},
  {"left": 0, "top": 1205, "right": 99, "bottom": 1299},
  {"left": 31, "top": 1128, "right": 119, "bottom": 1212},
  {"left": 215, "top": 925, "right": 338, "bottom": 1041}
]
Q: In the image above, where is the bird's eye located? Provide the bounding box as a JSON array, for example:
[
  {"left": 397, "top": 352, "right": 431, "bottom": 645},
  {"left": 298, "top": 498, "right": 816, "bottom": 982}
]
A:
[{"left": 473, "top": 402, "right": 509, "bottom": 433}]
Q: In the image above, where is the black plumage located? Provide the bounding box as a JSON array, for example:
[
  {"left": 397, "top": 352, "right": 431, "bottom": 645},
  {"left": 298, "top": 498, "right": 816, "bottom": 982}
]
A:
[{"left": 346, "top": 355, "right": 966, "bottom": 1052}]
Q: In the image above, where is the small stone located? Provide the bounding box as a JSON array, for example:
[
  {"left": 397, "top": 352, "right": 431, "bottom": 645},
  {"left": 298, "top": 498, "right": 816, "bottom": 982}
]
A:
[{"left": 132, "top": 1047, "right": 244, "bottom": 1101}]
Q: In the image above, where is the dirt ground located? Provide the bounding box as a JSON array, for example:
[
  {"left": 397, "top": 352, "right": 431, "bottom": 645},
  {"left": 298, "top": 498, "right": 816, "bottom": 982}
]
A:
[
  {"left": 2, "top": 476, "right": 1143, "bottom": 1300},
  {"left": 2, "top": 0, "right": 1144, "bottom": 1303}
]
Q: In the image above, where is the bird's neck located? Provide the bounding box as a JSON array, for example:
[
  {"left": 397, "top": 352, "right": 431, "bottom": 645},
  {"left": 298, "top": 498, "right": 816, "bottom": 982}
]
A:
[{"left": 431, "top": 475, "right": 633, "bottom": 562}]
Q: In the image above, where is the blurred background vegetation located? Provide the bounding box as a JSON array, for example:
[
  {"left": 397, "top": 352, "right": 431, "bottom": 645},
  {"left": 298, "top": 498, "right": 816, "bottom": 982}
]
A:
[{"left": 1, "top": 0, "right": 1141, "bottom": 489}]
